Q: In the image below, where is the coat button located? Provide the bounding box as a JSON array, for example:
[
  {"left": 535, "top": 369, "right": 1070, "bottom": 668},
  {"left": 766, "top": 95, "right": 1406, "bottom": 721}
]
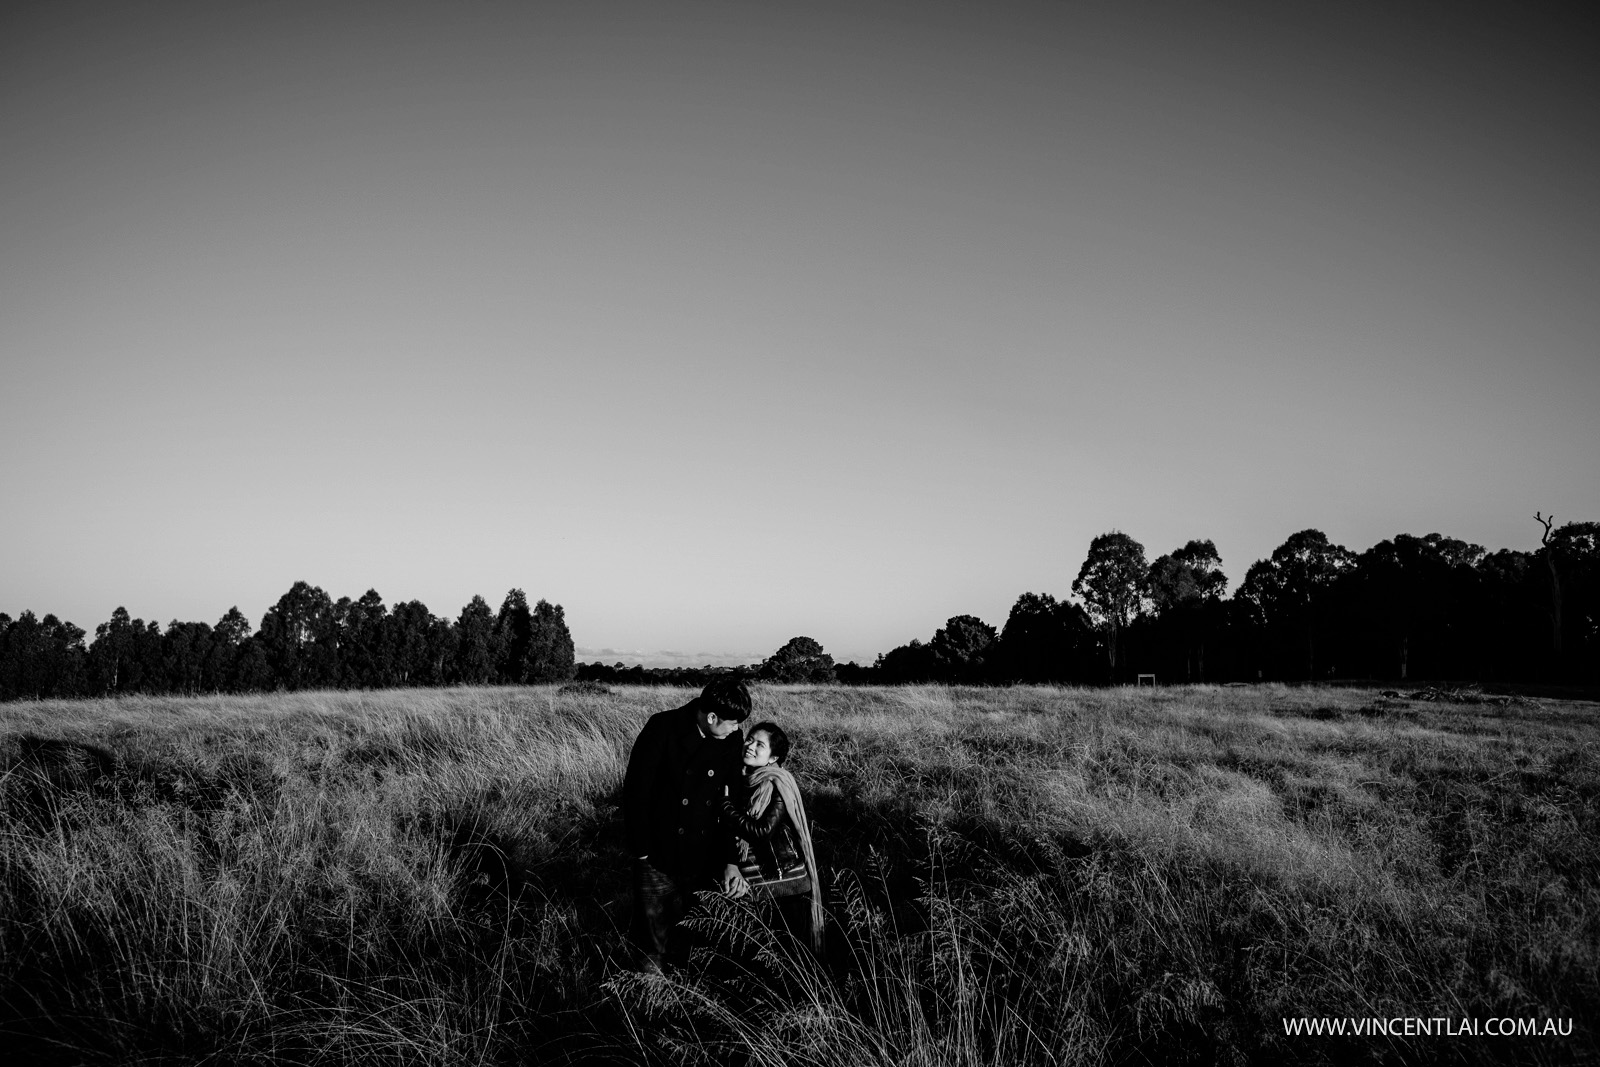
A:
[
  {"left": 707, "top": 769, "right": 715, "bottom": 776},
  {"left": 682, "top": 798, "right": 688, "bottom": 805},
  {"left": 677, "top": 828, "right": 685, "bottom": 835}
]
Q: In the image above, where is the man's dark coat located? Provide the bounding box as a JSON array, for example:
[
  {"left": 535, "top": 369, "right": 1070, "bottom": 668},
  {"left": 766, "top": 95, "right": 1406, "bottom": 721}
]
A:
[{"left": 623, "top": 702, "right": 745, "bottom": 883}]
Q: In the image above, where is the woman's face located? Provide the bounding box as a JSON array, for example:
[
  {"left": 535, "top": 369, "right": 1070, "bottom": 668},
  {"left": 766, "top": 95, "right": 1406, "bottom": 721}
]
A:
[{"left": 742, "top": 729, "right": 777, "bottom": 768}]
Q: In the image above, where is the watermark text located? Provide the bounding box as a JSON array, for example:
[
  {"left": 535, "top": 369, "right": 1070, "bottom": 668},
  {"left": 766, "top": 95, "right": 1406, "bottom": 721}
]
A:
[{"left": 1283, "top": 1017, "right": 1573, "bottom": 1038}]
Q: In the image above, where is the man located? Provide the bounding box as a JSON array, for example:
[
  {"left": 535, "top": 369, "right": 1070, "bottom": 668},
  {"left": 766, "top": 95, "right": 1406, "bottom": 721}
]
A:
[{"left": 623, "top": 674, "right": 752, "bottom": 971}]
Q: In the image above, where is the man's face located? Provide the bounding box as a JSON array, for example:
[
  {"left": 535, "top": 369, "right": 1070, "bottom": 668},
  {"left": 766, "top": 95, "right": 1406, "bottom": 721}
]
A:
[{"left": 700, "top": 710, "right": 742, "bottom": 740}]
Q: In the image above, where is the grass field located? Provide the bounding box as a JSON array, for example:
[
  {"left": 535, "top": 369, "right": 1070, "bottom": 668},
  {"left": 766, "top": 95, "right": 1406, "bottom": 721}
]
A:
[{"left": 0, "top": 683, "right": 1595, "bottom": 1065}]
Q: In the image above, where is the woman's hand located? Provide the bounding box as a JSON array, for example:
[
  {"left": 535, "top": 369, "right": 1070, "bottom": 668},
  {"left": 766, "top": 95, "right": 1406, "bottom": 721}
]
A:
[{"left": 721, "top": 862, "right": 750, "bottom": 898}]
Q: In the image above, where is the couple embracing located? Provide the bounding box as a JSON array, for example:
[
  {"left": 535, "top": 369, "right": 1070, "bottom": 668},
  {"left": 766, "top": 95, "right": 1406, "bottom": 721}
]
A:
[{"left": 622, "top": 676, "right": 823, "bottom": 973}]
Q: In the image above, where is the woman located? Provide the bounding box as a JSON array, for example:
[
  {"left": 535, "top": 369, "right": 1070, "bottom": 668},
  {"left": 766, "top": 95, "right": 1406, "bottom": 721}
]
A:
[{"left": 722, "top": 721, "right": 824, "bottom": 954}]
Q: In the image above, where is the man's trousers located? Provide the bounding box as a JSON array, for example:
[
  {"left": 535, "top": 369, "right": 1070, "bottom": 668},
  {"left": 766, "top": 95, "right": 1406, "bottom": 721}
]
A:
[{"left": 630, "top": 860, "right": 694, "bottom": 965}]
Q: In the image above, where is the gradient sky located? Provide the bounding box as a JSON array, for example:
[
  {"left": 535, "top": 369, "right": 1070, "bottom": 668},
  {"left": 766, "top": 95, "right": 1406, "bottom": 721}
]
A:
[{"left": 3, "top": 1, "right": 1596, "bottom": 667}]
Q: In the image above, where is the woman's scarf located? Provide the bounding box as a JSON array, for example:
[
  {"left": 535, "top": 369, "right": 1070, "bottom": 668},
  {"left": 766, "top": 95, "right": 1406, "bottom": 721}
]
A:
[{"left": 745, "top": 762, "right": 825, "bottom": 953}]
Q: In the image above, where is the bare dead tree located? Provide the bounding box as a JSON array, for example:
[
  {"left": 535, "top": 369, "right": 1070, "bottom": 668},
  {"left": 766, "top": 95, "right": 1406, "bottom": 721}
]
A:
[{"left": 1536, "top": 511, "right": 1562, "bottom": 659}]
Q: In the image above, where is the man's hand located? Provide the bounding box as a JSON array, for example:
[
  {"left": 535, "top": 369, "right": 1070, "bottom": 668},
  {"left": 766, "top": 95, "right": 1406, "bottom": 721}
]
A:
[{"left": 721, "top": 863, "right": 749, "bottom": 898}]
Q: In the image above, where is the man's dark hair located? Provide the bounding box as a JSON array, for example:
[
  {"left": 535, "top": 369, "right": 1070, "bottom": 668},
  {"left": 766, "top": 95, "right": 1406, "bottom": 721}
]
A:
[
  {"left": 747, "top": 721, "right": 789, "bottom": 765},
  {"left": 696, "top": 675, "right": 752, "bottom": 722}
]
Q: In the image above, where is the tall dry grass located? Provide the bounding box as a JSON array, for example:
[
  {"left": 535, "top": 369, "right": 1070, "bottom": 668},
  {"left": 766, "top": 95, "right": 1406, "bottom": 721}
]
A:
[{"left": 0, "top": 683, "right": 1595, "bottom": 1064}]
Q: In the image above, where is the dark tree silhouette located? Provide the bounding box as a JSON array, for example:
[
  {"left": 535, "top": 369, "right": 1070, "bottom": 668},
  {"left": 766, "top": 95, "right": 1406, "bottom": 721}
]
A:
[
  {"left": 161, "top": 620, "right": 215, "bottom": 694},
  {"left": 759, "top": 636, "right": 837, "bottom": 683},
  {"left": 1548, "top": 521, "right": 1600, "bottom": 678},
  {"left": 524, "top": 599, "right": 576, "bottom": 682},
  {"left": 208, "top": 607, "right": 251, "bottom": 689},
  {"left": 1072, "top": 532, "right": 1148, "bottom": 681},
  {"left": 132, "top": 618, "right": 164, "bottom": 691},
  {"left": 993, "top": 593, "right": 1093, "bottom": 682},
  {"left": 1354, "top": 534, "right": 1484, "bottom": 680},
  {"left": 1237, "top": 530, "right": 1355, "bottom": 680},
  {"left": 11, "top": 519, "right": 1600, "bottom": 700},
  {"left": 1148, "top": 541, "right": 1226, "bottom": 612},
  {"left": 0, "top": 611, "right": 87, "bottom": 700},
  {"left": 494, "top": 589, "right": 534, "bottom": 683},
  {"left": 454, "top": 595, "right": 498, "bottom": 685},
  {"left": 86, "top": 610, "right": 164, "bottom": 694},
  {"left": 834, "top": 660, "right": 873, "bottom": 684},
  {"left": 387, "top": 600, "right": 438, "bottom": 685},
  {"left": 874, "top": 639, "right": 939, "bottom": 683},
  {"left": 930, "top": 615, "right": 998, "bottom": 683},
  {"left": 1536, "top": 511, "right": 1561, "bottom": 661},
  {"left": 428, "top": 616, "right": 457, "bottom": 684},
  {"left": 258, "top": 582, "right": 339, "bottom": 690},
  {"left": 337, "top": 589, "right": 392, "bottom": 688},
  {"left": 1473, "top": 549, "right": 1539, "bottom": 679},
  {"left": 88, "top": 607, "right": 137, "bottom": 694},
  {"left": 1147, "top": 540, "right": 1227, "bottom": 682},
  {"left": 231, "top": 637, "right": 274, "bottom": 692}
]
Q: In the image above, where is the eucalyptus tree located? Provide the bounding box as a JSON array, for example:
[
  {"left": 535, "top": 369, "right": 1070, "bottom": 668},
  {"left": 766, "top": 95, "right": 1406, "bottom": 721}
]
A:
[
  {"left": 206, "top": 606, "right": 251, "bottom": 688},
  {"left": 161, "top": 620, "right": 215, "bottom": 694},
  {"left": 258, "top": 582, "right": 340, "bottom": 689},
  {"left": 993, "top": 592, "right": 1093, "bottom": 682},
  {"left": 453, "top": 595, "right": 498, "bottom": 685},
  {"left": 1072, "top": 532, "right": 1149, "bottom": 681},
  {"left": 525, "top": 599, "right": 576, "bottom": 682},
  {"left": 1236, "top": 530, "right": 1355, "bottom": 679},
  {"left": 0, "top": 610, "right": 87, "bottom": 700},
  {"left": 494, "top": 589, "right": 534, "bottom": 683},
  {"left": 1545, "top": 520, "right": 1600, "bottom": 676},
  {"left": 336, "top": 589, "right": 393, "bottom": 688},
  {"left": 1147, "top": 540, "right": 1227, "bottom": 681},
  {"left": 386, "top": 600, "right": 436, "bottom": 685},
  {"left": 1354, "top": 533, "right": 1483, "bottom": 679}
]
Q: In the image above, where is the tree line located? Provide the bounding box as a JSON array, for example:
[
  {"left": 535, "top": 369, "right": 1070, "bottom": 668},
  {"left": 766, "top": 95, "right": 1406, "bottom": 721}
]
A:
[
  {"left": 5, "top": 518, "right": 1595, "bottom": 700},
  {"left": 0, "top": 582, "right": 574, "bottom": 702},
  {"left": 622, "top": 519, "right": 1595, "bottom": 688},
  {"left": 854, "top": 520, "right": 1599, "bottom": 685}
]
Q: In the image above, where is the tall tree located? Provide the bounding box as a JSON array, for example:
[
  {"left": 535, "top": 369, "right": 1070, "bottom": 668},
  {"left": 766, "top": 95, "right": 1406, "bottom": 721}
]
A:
[
  {"left": 760, "top": 636, "right": 836, "bottom": 683},
  {"left": 338, "top": 589, "right": 392, "bottom": 688},
  {"left": 387, "top": 600, "right": 435, "bottom": 685},
  {"left": 0, "top": 611, "right": 87, "bottom": 700},
  {"left": 494, "top": 589, "right": 534, "bottom": 683},
  {"left": 524, "top": 599, "right": 576, "bottom": 682},
  {"left": 1236, "top": 529, "right": 1355, "bottom": 679},
  {"left": 454, "top": 595, "right": 497, "bottom": 685},
  {"left": 1548, "top": 520, "right": 1600, "bottom": 678},
  {"left": 161, "top": 620, "right": 215, "bottom": 694},
  {"left": 1072, "top": 532, "right": 1148, "bottom": 680},
  {"left": 874, "top": 639, "right": 939, "bottom": 683},
  {"left": 208, "top": 607, "right": 252, "bottom": 692},
  {"left": 258, "top": 581, "right": 339, "bottom": 690},
  {"left": 1148, "top": 540, "right": 1227, "bottom": 612},
  {"left": 230, "top": 635, "right": 274, "bottom": 693},
  {"left": 1354, "top": 533, "right": 1483, "bottom": 679},
  {"left": 426, "top": 614, "right": 458, "bottom": 685},
  {"left": 1147, "top": 540, "right": 1227, "bottom": 681},
  {"left": 930, "top": 615, "right": 998, "bottom": 683},
  {"left": 88, "top": 607, "right": 138, "bottom": 694},
  {"left": 86, "top": 609, "right": 163, "bottom": 694},
  {"left": 1535, "top": 511, "right": 1561, "bottom": 661},
  {"left": 993, "top": 592, "right": 1094, "bottom": 682}
]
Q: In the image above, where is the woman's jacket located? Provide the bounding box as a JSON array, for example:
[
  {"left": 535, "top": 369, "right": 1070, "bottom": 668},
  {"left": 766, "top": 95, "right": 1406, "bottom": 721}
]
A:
[{"left": 721, "top": 790, "right": 805, "bottom": 878}]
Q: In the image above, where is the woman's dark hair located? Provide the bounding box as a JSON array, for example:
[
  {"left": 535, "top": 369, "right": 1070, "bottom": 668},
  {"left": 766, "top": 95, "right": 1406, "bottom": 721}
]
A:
[{"left": 748, "top": 721, "right": 790, "bottom": 765}]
